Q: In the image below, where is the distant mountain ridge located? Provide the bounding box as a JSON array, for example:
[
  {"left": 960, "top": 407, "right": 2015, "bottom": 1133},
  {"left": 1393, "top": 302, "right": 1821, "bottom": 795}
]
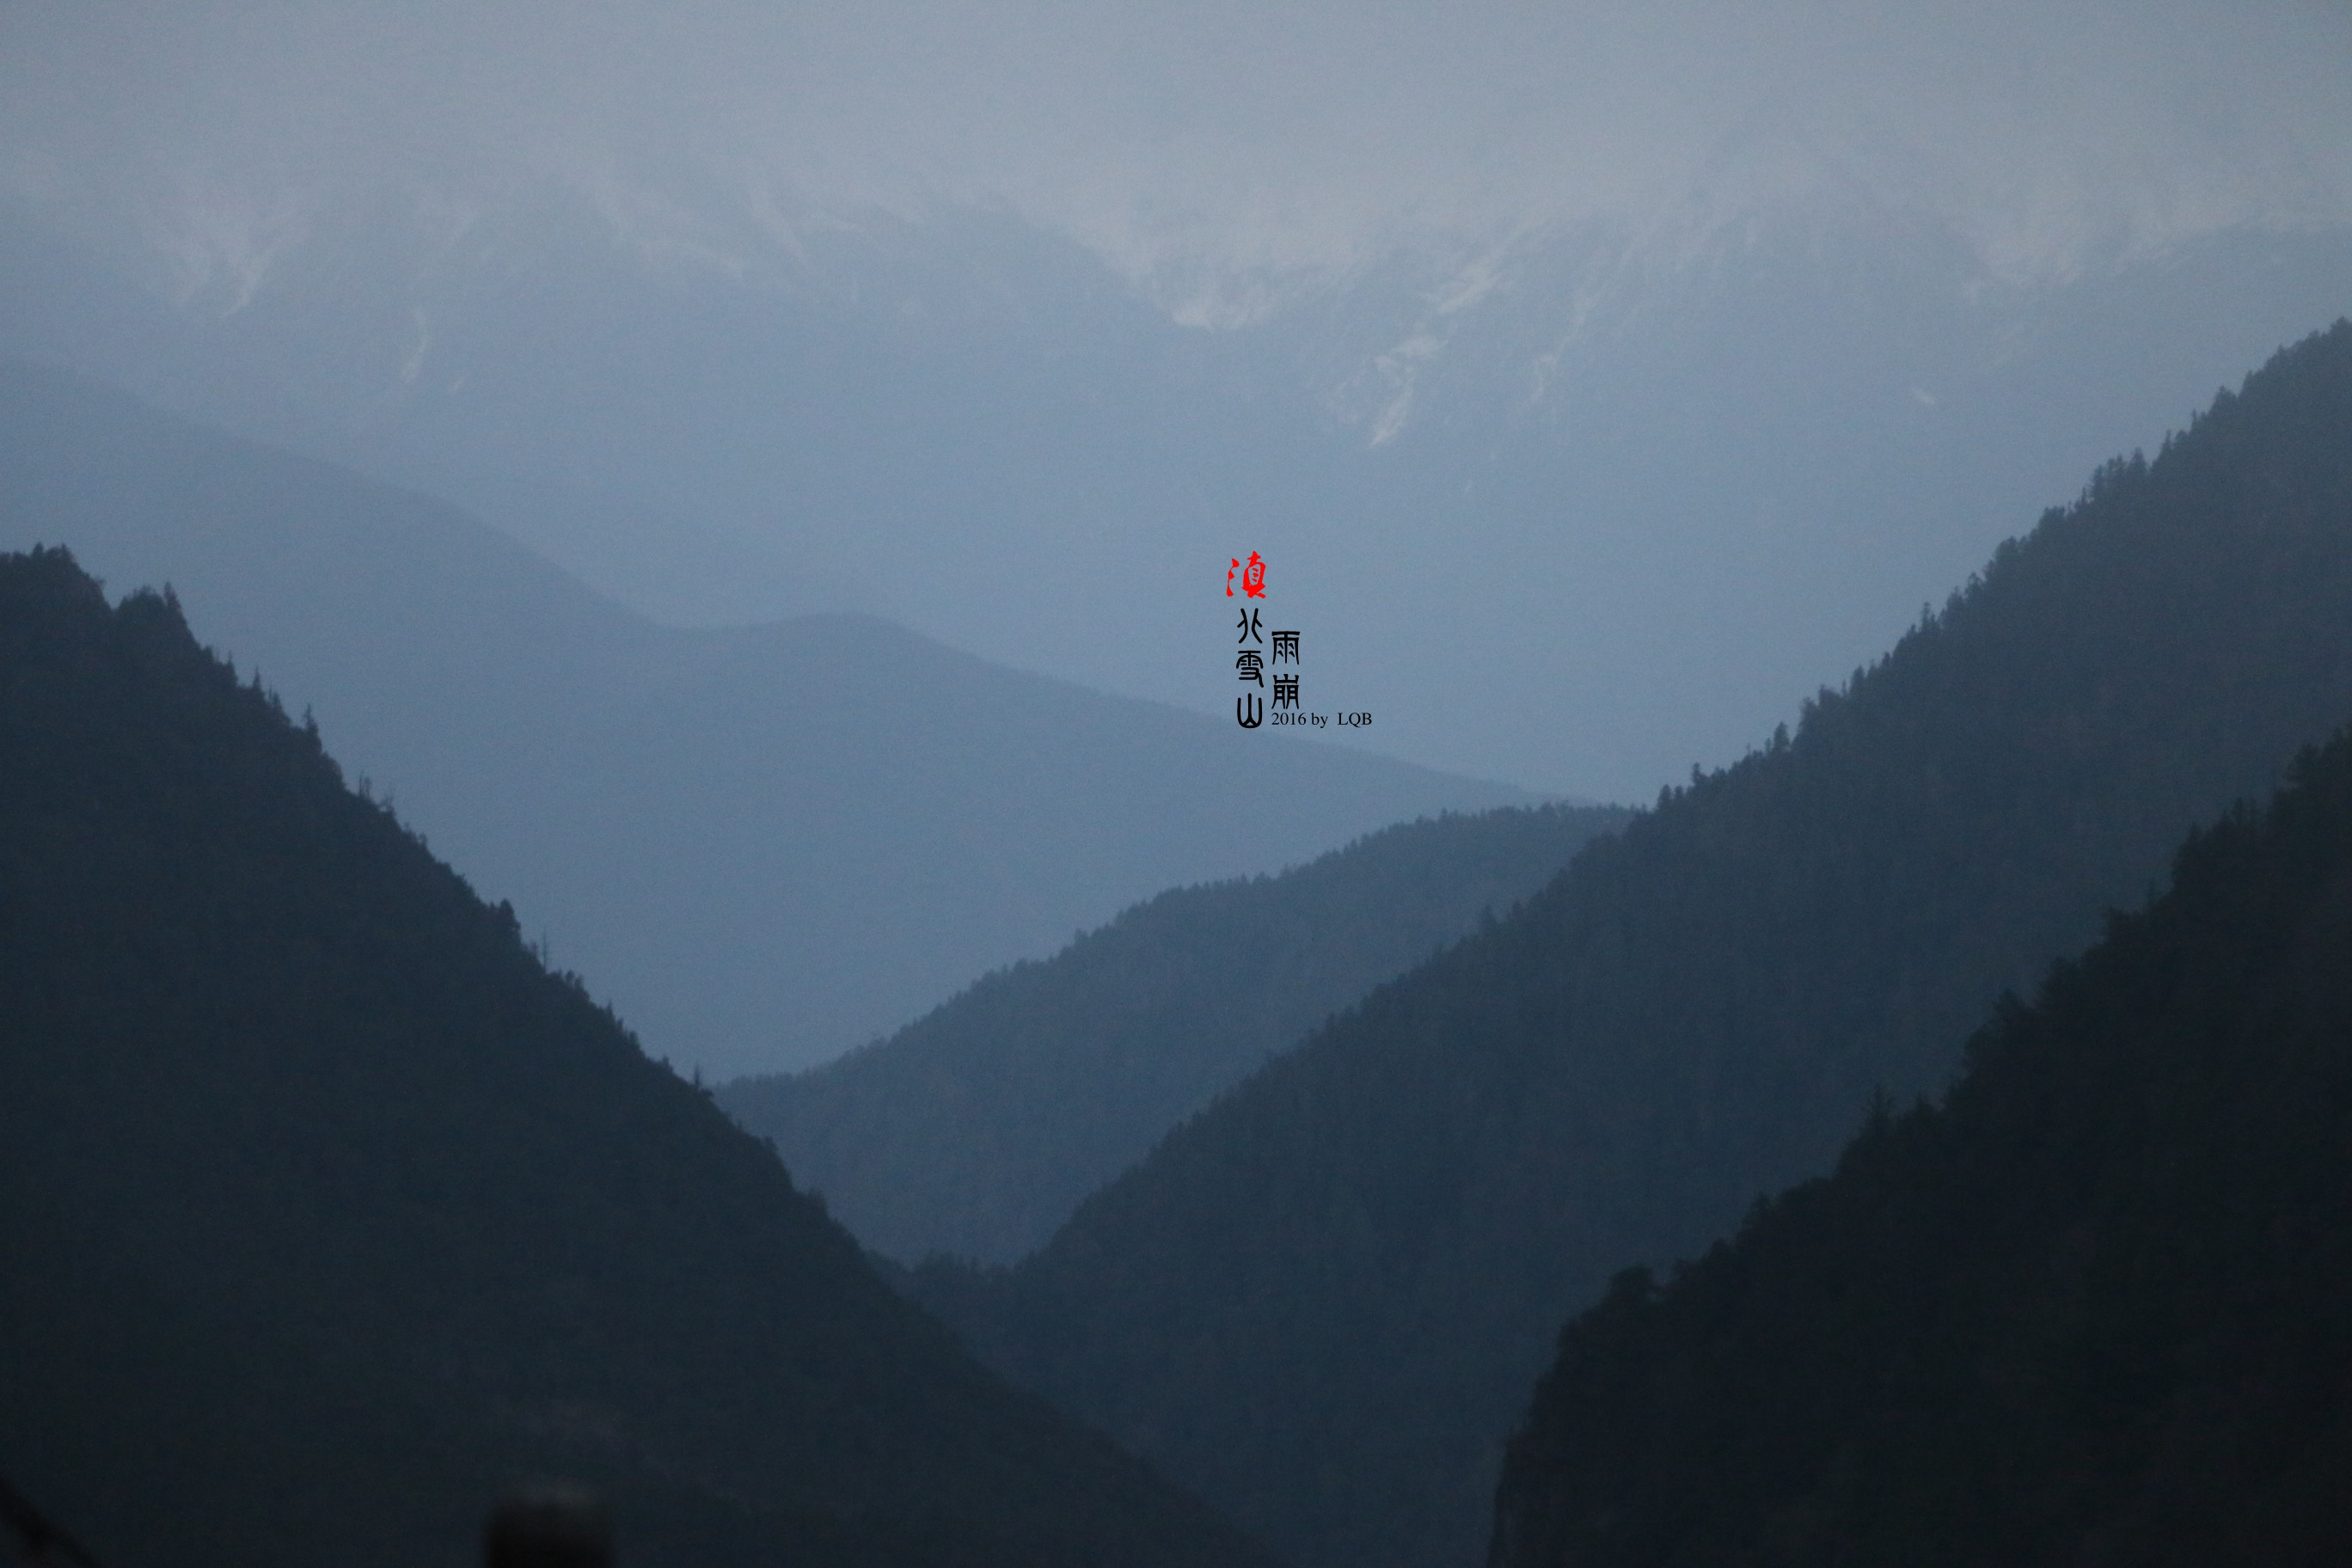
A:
[
  {"left": 1491, "top": 726, "right": 2352, "bottom": 1565},
  {"left": 5, "top": 183, "right": 2348, "bottom": 796},
  {"left": 0, "top": 358, "right": 1528, "bottom": 1078},
  {"left": 916, "top": 322, "right": 2352, "bottom": 1568},
  {"left": 0, "top": 545, "right": 1273, "bottom": 1568},
  {"left": 722, "top": 801, "right": 1630, "bottom": 1265}
]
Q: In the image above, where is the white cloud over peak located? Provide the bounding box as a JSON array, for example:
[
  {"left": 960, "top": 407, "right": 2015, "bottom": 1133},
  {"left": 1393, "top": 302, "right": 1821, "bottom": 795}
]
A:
[{"left": 5, "top": 0, "right": 2349, "bottom": 319}]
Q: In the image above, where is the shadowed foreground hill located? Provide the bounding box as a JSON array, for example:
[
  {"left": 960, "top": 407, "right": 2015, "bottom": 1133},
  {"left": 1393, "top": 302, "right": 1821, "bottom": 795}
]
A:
[
  {"left": 916, "top": 322, "right": 2352, "bottom": 1568},
  {"left": 0, "top": 548, "right": 1271, "bottom": 1568},
  {"left": 1493, "top": 730, "right": 2352, "bottom": 1567},
  {"left": 721, "top": 803, "right": 1629, "bottom": 1265}
]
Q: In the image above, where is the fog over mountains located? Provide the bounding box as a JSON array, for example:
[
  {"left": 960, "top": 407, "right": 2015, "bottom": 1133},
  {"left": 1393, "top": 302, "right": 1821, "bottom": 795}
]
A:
[
  {"left": 5, "top": 2, "right": 2349, "bottom": 799},
  {"left": 0, "top": 364, "right": 1523, "bottom": 1078},
  {"left": 723, "top": 802, "right": 1628, "bottom": 1265},
  {"left": 6, "top": 8, "right": 2352, "bottom": 1565}
]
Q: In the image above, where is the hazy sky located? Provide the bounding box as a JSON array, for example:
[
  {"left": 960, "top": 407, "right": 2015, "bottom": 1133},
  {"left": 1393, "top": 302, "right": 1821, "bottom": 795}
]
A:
[{"left": 8, "top": 0, "right": 2350, "bottom": 309}]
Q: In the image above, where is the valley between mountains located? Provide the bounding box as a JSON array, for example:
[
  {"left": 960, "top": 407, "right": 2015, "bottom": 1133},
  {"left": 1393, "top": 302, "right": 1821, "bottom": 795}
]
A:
[{"left": 6, "top": 229, "right": 2352, "bottom": 1568}]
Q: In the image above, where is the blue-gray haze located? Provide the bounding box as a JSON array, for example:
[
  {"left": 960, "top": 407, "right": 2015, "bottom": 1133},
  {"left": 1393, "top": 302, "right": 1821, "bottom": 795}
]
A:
[
  {"left": 5, "top": 3, "right": 2347, "bottom": 804},
  {"left": 0, "top": 364, "right": 1524, "bottom": 1080},
  {"left": 3, "top": 3, "right": 2349, "bottom": 1065}
]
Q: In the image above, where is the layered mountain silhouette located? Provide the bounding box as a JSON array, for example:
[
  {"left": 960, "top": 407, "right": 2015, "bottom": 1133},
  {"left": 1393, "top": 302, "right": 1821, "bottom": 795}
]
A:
[
  {"left": 0, "top": 546, "right": 1271, "bottom": 1568},
  {"left": 1491, "top": 726, "right": 2352, "bottom": 1566},
  {"left": 6, "top": 184, "right": 2349, "bottom": 796},
  {"left": 0, "top": 359, "right": 1525, "bottom": 1079},
  {"left": 721, "top": 801, "right": 1629, "bottom": 1265},
  {"left": 915, "top": 323, "right": 2352, "bottom": 1568}
]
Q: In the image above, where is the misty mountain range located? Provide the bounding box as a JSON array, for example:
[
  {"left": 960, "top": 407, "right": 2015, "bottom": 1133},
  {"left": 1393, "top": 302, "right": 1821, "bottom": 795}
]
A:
[
  {"left": 0, "top": 242, "right": 2343, "bottom": 1568},
  {"left": 723, "top": 801, "right": 1628, "bottom": 1265},
  {"left": 8, "top": 316, "right": 2350, "bottom": 1568},
  {"left": 6, "top": 12, "right": 2352, "bottom": 1564},
  {"left": 7, "top": 164, "right": 2350, "bottom": 797},
  {"left": 0, "top": 360, "right": 1524, "bottom": 1077}
]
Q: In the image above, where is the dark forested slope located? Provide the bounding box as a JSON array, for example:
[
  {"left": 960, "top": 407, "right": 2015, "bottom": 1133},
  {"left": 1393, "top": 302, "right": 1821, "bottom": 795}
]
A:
[
  {"left": 1491, "top": 729, "right": 2352, "bottom": 1568},
  {"left": 721, "top": 802, "right": 1628, "bottom": 1265},
  {"left": 916, "top": 323, "right": 2352, "bottom": 1568},
  {"left": 0, "top": 548, "right": 1270, "bottom": 1568}
]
